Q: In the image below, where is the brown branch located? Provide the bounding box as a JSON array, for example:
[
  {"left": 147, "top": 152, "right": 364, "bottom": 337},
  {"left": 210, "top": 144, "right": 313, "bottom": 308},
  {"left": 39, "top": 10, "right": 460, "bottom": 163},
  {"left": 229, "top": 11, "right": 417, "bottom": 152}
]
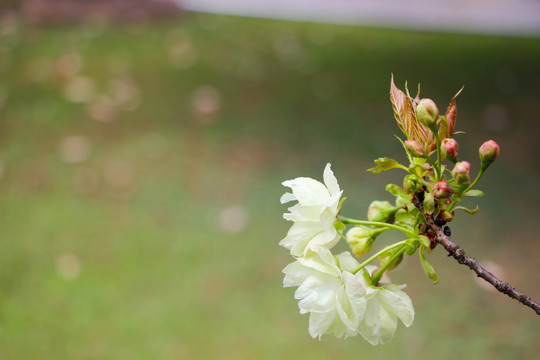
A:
[{"left": 412, "top": 193, "right": 540, "bottom": 316}]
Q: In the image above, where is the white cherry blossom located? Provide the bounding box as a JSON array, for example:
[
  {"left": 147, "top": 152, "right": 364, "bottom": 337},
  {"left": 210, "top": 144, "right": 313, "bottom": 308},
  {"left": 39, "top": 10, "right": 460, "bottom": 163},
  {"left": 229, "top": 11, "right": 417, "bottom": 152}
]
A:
[
  {"left": 280, "top": 163, "right": 343, "bottom": 257},
  {"left": 283, "top": 248, "right": 367, "bottom": 339},
  {"left": 357, "top": 267, "right": 415, "bottom": 345}
]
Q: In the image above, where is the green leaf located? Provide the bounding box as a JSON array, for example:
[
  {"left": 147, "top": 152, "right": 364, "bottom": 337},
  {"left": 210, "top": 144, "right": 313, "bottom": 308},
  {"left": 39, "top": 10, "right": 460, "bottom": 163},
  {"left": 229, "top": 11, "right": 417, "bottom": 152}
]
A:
[
  {"left": 367, "top": 157, "right": 405, "bottom": 174},
  {"left": 337, "top": 196, "right": 347, "bottom": 213},
  {"left": 438, "top": 115, "right": 449, "bottom": 141},
  {"left": 464, "top": 190, "right": 484, "bottom": 197},
  {"left": 454, "top": 205, "right": 479, "bottom": 214},
  {"left": 418, "top": 235, "right": 430, "bottom": 248},
  {"left": 386, "top": 184, "right": 407, "bottom": 198},
  {"left": 419, "top": 247, "right": 439, "bottom": 284},
  {"left": 394, "top": 134, "right": 413, "bottom": 164},
  {"left": 394, "top": 210, "right": 416, "bottom": 228},
  {"left": 362, "top": 268, "right": 372, "bottom": 285},
  {"left": 404, "top": 241, "right": 418, "bottom": 255},
  {"left": 334, "top": 219, "right": 346, "bottom": 231}
]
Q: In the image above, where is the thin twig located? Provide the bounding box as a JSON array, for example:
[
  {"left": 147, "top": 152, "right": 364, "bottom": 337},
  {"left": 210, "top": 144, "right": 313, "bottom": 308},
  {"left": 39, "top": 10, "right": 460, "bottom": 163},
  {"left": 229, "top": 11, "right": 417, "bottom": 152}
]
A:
[{"left": 412, "top": 193, "right": 540, "bottom": 316}]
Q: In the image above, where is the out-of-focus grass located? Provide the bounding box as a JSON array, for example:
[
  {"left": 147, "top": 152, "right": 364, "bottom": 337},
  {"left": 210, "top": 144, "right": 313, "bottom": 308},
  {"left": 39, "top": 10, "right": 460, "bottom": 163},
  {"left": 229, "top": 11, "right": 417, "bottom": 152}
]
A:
[{"left": 0, "top": 12, "right": 539, "bottom": 359}]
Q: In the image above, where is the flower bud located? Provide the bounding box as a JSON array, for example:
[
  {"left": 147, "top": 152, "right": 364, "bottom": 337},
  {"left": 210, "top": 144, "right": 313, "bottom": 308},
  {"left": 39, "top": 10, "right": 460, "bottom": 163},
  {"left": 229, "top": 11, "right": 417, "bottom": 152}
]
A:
[
  {"left": 479, "top": 140, "right": 500, "bottom": 170},
  {"left": 440, "top": 210, "right": 454, "bottom": 222},
  {"left": 346, "top": 226, "right": 376, "bottom": 258},
  {"left": 404, "top": 140, "right": 425, "bottom": 157},
  {"left": 433, "top": 181, "right": 453, "bottom": 199},
  {"left": 403, "top": 174, "right": 422, "bottom": 194},
  {"left": 423, "top": 192, "right": 435, "bottom": 214},
  {"left": 451, "top": 161, "right": 471, "bottom": 185},
  {"left": 378, "top": 248, "right": 403, "bottom": 271},
  {"left": 416, "top": 98, "right": 439, "bottom": 128},
  {"left": 441, "top": 138, "right": 459, "bottom": 162},
  {"left": 367, "top": 201, "right": 399, "bottom": 223}
]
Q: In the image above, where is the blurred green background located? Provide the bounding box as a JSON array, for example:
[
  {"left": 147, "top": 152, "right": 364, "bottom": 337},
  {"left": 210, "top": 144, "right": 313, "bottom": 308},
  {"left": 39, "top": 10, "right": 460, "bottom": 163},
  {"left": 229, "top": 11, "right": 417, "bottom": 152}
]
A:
[{"left": 0, "top": 11, "right": 539, "bottom": 359}]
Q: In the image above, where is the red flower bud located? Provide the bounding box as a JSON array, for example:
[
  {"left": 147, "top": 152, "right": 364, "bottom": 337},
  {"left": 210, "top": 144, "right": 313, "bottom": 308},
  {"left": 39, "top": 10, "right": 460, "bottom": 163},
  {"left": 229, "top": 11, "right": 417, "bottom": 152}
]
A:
[
  {"left": 404, "top": 140, "right": 425, "bottom": 157},
  {"left": 433, "top": 181, "right": 453, "bottom": 199},
  {"left": 441, "top": 138, "right": 459, "bottom": 162},
  {"left": 416, "top": 98, "right": 439, "bottom": 128},
  {"left": 452, "top": 161, "right": 471, "bottom": 184},
  {"left": 479, "top": 140, "right": 500, "bottom": 170}
]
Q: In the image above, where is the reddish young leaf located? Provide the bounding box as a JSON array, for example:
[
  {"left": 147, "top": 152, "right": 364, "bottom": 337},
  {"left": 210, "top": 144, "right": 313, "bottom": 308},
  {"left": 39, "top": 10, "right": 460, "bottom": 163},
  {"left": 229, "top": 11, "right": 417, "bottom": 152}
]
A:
[
  {"left": 390, "top": 75, "right": 417, "bottom": 140},
  {"left": 445, "top": 87, "right": 464, "bottom": 136}
]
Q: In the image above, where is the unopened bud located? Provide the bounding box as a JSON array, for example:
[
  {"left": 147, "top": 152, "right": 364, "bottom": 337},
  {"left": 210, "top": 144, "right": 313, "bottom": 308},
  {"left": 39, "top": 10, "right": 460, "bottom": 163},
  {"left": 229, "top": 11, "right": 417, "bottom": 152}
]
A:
[
  {"left": 423, "top": 192, "right": 435, "bottom": 214},
  {"left": 479, "top": 140, "right": 500, "bottom": 170},
  {"left": 441, "top": 138, "right": 459, "bottom": 162},
  {"left": 403, "top": 174, "right": 422, "bottom": 194},
  {"left": 404, "top": 140, "right": 425, "bottom": 157},
  {"left": 440, "top": 210, "right": 454, "bottom": 222},
  {"left": 416, "top": 98, "right": 439, "bottom": 128},
  {"left": 452, "top": 161, "right": 471, "bottom": 184},
  {"left": 346, "top": 226, "right": 377, "bottom": 258},
  {"left": 379, "top": 248, "right": 403, "bottom": 271},
  {"left": 433, "top": 181, "right": 453, "bottom": 199},
  {"left": 367, "top": 201, "right": 399, "bottom": 223}
]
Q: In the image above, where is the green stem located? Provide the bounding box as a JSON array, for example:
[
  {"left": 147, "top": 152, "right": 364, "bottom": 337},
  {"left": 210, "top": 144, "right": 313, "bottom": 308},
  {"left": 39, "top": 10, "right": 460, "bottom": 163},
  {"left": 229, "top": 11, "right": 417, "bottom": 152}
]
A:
[
  {"left": 464, "top": 168, "right": 485, "bottom": 193},
  {"left": 370, "top": 246, "right": 407, "bottom": 286},
  {"left": 397, "top": 164, "right": 410, "bottom": 172},
  {"left": 351, "top": 240, "right": 408, "bottom": 275},
  {"left": 339, "top": 217, "right": 416, "bottom": 237},
  {"left": 433, "top": 130, "right": 442, "bottom": 181},
  {"left": 447, "top": 168, "right": 485, "bottom": 211},
  {"left": 424, "top": 156, "right": 437, "bottom": 170}
]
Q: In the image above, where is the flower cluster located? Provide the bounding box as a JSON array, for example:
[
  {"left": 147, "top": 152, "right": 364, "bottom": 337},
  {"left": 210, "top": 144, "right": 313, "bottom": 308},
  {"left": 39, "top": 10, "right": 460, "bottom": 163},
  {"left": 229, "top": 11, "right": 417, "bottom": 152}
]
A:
[
  {"left": 280, "top": 164, "right": 414, "bottom": 344},
  {"left": 279, "top": 76, "right": 502, "bottom": 344}
]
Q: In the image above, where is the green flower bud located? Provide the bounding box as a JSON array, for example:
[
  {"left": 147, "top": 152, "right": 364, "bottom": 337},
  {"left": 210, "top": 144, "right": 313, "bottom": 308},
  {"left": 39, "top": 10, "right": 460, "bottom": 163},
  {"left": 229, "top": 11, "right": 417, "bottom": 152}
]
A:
[
  {"left": 440, "top": 210, "right": 454, "bottom": 222},
  {"left": 378, "top": 248, "right": 403, "bottom": 271},
  {"left": 403, "top": 174, "right": 422, "bottom": 194},
  {"left": 423, "top": 192, "right": 435, "bottom": 214},
  {"left": 441, "top": 138, "right": 459, "bottom": 162},
  {"left": 404, "top": 140, "right": 425, "bottom": 157},
  {"left": 395, "top": 196, "right": 409, "bottom": 208},
  {"left": 367, "top": 201, "right": 399, "bottom": 223},
  {"left": 452, "top": 161, "right": 471, "bottom": 184},
  {"left": 346, "top": 226, "right": 377, "bottom": 258},
  {"left": 416, "top": 98, "right": 439, "bottom": 128},
  {"left": 433, "top": 181, "right": 453, "bottom": 199},
  {"left": 479, "top": 140, "right": 500, "bottom": 170}
]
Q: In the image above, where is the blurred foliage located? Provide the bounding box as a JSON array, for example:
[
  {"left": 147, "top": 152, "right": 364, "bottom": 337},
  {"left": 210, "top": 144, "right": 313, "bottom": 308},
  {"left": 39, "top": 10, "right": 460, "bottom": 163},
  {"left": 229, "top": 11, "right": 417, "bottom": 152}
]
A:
[{"left": 0, "top": 12, "right": 539, "bottom": 359}]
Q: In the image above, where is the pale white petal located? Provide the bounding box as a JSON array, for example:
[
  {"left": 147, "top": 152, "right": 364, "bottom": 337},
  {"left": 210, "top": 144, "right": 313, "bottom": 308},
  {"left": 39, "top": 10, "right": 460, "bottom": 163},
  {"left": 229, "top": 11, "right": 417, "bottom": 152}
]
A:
[
  {"left": 342, "top": 273, "right": 367, "bottom": 318},
  {"left": 358, "top": 289, "right": 404, "bottom": 345},
  {"left": 308, "top": 311, "right": 336, "bottom": 339},
  {"left": 323, "top": 163, "right": 340, "bottom": 196},
  {"left": 336, "top": 252, "right": 361, "bottom": 272},
  {"left": 306, "top": 228, "right": 339, "bottom": 255},
  {"left": 284, "top": 204, "right": 323, "bottom": 222},
  {"left": 335, "top": 283, "right": 365, "bottom": 335},
  {"left": 326, "top": 313, "right": 351, "bottom": 338},
  {"left": 297, "top": 247, "right": 340, "bottom": 276},
  {"left": 296, "top": 275, "right": 340, "bottom": 313},
  {"left": 282, "top": 261, "right": 313, "bottom": 287},
  {"left": 282, "top": 177, "right": 331, "bottom": 206},
  {"left": 279, "top": 222, "right": 322, "bottom": 256},
  {"left": 280, "top": 192, "right": 296, "bottom": 204},
  {"left": 379, "top": 286, "right": 415, "bottom": 327},
  {"left": 376, "top": 297, "right": 398, "bottom": 344},
  {"left": 324, "top": 191, "right": 343, "bottom": 215},
  {"left": 358, "top": 298, "right": 381, "bottom": 345},
  {"left": 319, "top": 200, "right": 341, "bottom": 228}
]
